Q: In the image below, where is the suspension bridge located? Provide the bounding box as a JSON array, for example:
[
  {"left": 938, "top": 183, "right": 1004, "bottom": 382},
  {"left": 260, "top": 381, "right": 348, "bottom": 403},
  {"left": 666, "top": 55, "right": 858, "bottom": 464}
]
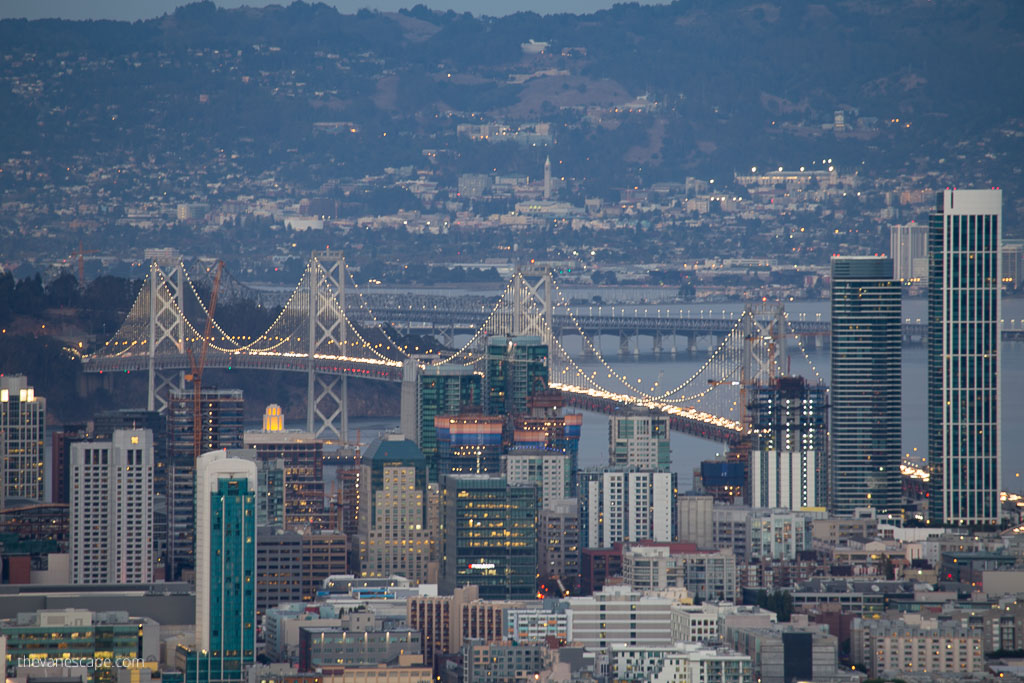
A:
[{"left": 79, "top": 252, "right": 818, "bottom": 443}]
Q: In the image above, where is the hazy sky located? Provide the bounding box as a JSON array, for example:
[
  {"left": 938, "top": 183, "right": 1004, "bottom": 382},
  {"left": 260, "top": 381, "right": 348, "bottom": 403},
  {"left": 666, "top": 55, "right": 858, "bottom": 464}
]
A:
[{"left": 0, "top": 0, "right": 668, "bottom": 21}]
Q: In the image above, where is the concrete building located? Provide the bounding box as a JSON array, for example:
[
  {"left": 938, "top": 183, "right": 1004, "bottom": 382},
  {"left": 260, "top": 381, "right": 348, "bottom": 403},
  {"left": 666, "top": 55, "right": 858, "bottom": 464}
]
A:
[
  {"left": 851, "top": 614, "right": 983, "bottom": 678},
  {"left": 890, "top": 222, "right": 929, "bottom": 284},
  {"left": 676, "top": 494, "right": 713, "bottom": 548},
  {"left": 579, "top": 468, "right": 676, "bottom": 548},
  {"left": 712, "top": 507, "right": 814, "bottom": 563},
  {"left": 608, "top": 409, "right": 670, "bottom": 471},
  {"left": 505, "top": 600, "right": 570, "bottom": 644},
  {"left": 70, "top": 429, "right": 154, "bottom": 584},
  {"left": 244, "top": 405, "right": 325, "bottom": 529},
  {"left": 621, "top": 543, "right": 737, "bottom": 602},
  {"left": 610, "top": 642, "right": 752, "bottom": 683},
  {"left": 502, "top": 449, "right": 572, "bottom": 509},
  {"left": 724, "top": 623, "right": 852, "bottom": 683},
  {"left": 0, "top": 375, "right": 45, "bottom": 508},
  {"left": 670, "top": 603, "right": 777, "bottom": 644},
  {"left": 298, "top": 626, "right": 423, "bottom": 673},
  {"left": 538, "top": 498, "right": 579, "bottom": 582},
  {"left": 928, "top": 189, "right": 1002, "bottom": 525},
  {"left": 358, "top": 436, "right": 436, "bottom": 584},
  {"left": 257, "top": 529, "right": 348, "bottom": 615},
  {"left": 461, "top": 640, "right": 546, "bottom": 682},
  {"left": 566, "top": 585, "right": 674, "bottom": 652}
]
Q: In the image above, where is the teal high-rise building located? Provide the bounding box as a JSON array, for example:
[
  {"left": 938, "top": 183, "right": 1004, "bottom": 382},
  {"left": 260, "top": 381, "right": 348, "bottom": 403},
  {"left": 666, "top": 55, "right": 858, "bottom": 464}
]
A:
[
  {"left": 928, "top": 189, "right": 1002, "bottom": 525},
  {"left": 830, "top": 256, "right": 902, "bottom": 516},
  {"left": 416, "top": 365, "right": 483, "bottom": 480},
  {"left": 485, "top": 336, "right": 549, "bottom": 416},
  {"left": 181, "top": 450, "right": 257, "bottom": 683}
]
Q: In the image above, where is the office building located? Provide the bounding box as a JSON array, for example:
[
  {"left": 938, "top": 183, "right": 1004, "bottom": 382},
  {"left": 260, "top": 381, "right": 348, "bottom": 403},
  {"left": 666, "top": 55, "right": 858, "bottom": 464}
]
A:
[
  {"left": 298, "top": 626, "right": 424, "bottom": 673},
  {"left": 609, "top": 408, "right": 670, "bottom": 470},
  {"left": 567, "top": 585, "right": 674, "bottom": 652},
  {"left": 851, "top": 615, "right": 983, "bottom": 678},
  {"left": 610, "top": 642, "right": 752, "bottom": 683},
  {"left": 831, "top": 256, "right": 902, "bottom": 516},
  {"left": 256, "top": 528, "right": 348, "bottom": 615},
  {"left": 440, "top": 474, "right": 538, "bottom": 600},
  {"left": 461, "top": 641, "right": 546, "bottom": 682},
  {"left": 621, "top": 543, "right": 737, "bottom": 602},
  {"left": 358, "top": 435, "right": 435, "bottom": 584},
  {"left": 415, "top": 365, "right": 483, "bottom": 480},
  {"left": 538, "top": 497, "right": 579, "bottom": 582},
  {"left": 185, "top": 450, "right": 257, "bottom": 682},
  {"left": 434, "top": 413, "right": 503, "bottom": 477},
  {"left": 70, "top": 429, "right": 154, "bottom": 584},
  {"left": 502, "top": 449, "right": 572, "bottom": 508},
  {"left": 166, "top": 387, "right": 244, "bottom": 580},
  {"left": 0, "top": 375, "right": 45, "bottom": 508},
  {"left": 579, "top": 468, "right": 676, "bottom": 548},
  {"left": 485, "top": 336, "right": 548, "bottom": 416},
  {"left": 724, "top": 624, "right": 850, "bottom": 683},
  {"left": 928, "top": 189, "right": 1002, "bottom": 525},
  {"left": 676, "top": 494, "right": 713, "bottom": 548},
  {"left": 244, "top": 404, "right": 325, "bottom": 529},
  {"left": 890, "top": 222, "right": 929, "bottom": 284},
  {"left": 51, "top": 423, "right": 90, "bottom": 506},
  {"left": 1003, "top": 239, "right": 1024, "bottom": 291},
  {"left": 749, "top": 377, "right": 828, "bottom": 511}
]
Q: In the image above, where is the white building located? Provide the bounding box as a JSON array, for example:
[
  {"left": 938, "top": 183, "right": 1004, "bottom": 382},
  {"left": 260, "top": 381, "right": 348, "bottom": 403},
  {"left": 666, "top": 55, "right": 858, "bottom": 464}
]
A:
[
  {"left": 70, "top": 429, "right": 154, "bottom": 584},
  {"left": 609, "top": 410, "right": 670, "bottom": 470},
  {"left": 567, "top": 585, "right": 675, "bottom": 652},
  {"left": 670, "top": 603, "right": 777, "bottom": 644},
  {"left": 622, "top": 544, "right": 737, "bottom": 602},
  {"left": 503, "top": 450, "right": 572, "bottom": 509},
  {"left": 0, "top": 375, "right": 45, "bottom": 507},
  {"left": 580, "top": 469, "right": 676, "bottom": 548},
  {"left": 610, "top": 642, "right": 752, "bottom": 683},
  {"left": 890, "top": 222, "right": 929, "bottom": 284}
]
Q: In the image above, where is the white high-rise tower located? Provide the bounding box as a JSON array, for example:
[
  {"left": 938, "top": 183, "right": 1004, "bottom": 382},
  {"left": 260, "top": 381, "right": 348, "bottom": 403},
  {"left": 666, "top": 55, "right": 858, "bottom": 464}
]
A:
[{"left": 544, "top": 155, "right": 552, "bottom": 200}]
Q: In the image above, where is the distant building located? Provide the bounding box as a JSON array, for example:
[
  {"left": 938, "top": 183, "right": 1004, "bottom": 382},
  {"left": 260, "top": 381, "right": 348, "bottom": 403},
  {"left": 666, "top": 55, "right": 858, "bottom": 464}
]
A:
[
  {"left": 579, "top": 468, "right": 676, "bottom": 548},
  {"left": 831, "top": 256, "right": 902, "bottom": 516},
  {"left": 610, "top": 642, "right": 752, "bottom": 683},
  {"left": 415, "top": 365, "right": 483, "bottom": 480},
  {"left": 434, "top": 413, "right": 503, "bottom": 477},
  {"left": 440, "top": 474, "right": 538, "bottom": 600},
  {"left": 502, "top": 449, "right": 572, "bottom": 509},
  {"left": 608, "top": 408, "right": 670, "bottom": 471},
  {"left": 621, "top": 543, "right": 737, "bottom": 602},
  {"left": 358, "top": 435, "right": 435, "bottom": 584},
  {"left": 567, "top": 585, "right": 674, "bottom": 652},
  {"left": 724, "top": 624, "right": 852, "bottom": 683},
  {"left": 256, "top": 528, "right": 348, "bottom": 615},
  {"left": 485, "top": 336, "right": 548, "bottom": 416},
  {"left": 538, "top": 498, "right": 579, "bottom": 582},
  {"left": 749, "top": 377, "right": 828, "bottom": 511},
  {"left": 928, "top": 189, "right": 1002, "bottom": 525},
  {"left": 890, "top": 222, "right": 929, "bottom": 283},
  {"left": 851, "top": 614, "right": 983, "bottom": 678},
  {"left": 676, "top": 494, "right": 713, "bottom": 548},
  {"left": 0, "top": 375, "right": 45, "bottom": 508},
  {"left": 70, "top": 429, "right": 154, "bottom": 584}
]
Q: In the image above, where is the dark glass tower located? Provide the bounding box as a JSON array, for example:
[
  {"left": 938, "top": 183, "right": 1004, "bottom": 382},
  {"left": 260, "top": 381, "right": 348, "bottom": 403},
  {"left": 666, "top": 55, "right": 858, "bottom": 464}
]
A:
[
  {"left": 928, "top": 189, "right": 1002, "bottom": 525},
  {"left": 485, "top": 336, "right": 549, "bottom": 416},
  {"left": 830, "top": 256, "right": 902, "bottom": 516}
]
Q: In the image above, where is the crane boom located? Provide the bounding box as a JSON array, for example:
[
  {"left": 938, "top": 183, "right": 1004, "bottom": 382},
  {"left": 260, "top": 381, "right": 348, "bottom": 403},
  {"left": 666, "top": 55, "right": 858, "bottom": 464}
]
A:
[{"left": 186, "top": 261, "right": 224, "bottom": 462}]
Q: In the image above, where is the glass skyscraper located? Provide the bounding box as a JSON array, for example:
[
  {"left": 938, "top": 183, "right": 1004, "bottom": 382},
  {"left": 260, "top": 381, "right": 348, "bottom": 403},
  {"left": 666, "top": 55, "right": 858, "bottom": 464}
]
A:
[
  {"left": 830, "top": 256, "right": 902, "bottom": 516},
  {"left": 928, "top": 189, "right": 1002, "bottom": 525}
]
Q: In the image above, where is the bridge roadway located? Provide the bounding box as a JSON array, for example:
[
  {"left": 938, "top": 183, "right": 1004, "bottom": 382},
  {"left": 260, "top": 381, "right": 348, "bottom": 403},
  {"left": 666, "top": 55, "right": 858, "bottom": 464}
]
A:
[{"left": 358, "top": 304, "right": 1024, "bottom": 343}]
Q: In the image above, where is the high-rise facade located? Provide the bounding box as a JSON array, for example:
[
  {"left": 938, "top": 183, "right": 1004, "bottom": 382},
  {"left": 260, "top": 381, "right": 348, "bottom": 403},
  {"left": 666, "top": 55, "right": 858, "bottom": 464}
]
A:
[
  {"left": 609, "top": 409, "right": 670, "bottom": 470},
  {"left": 440, "top": 474, "right": 538, "bottom": 600},
  {"left": 70, "top": 429, "right": 154, "bottom": 584},
  {"left": 434, "top": 413, "right": 503, "bottom": 477},
  {"left": 749, "top": 377, "right": 828, "bottom": 511},
  {"left": 189, "top": 450, "right": 257, "bottom": 681},
  {"left": 358, "top": 435, "right": 435, "bottom": 583},
  {"left": 244, "top": 404, "right": 325, "bottom": 529},
  {"left": 166, "top": 388, "right": 244, "bottom": 579},
  {"left": 928, "top": 189, "right": 1002, "bottom": 525},
  {"left": 830, "top": 256, "right": 902, "bottom": 516},
  {"left": 890, "top": 222, "right": 929, "bottom": 284},
  {"left": 415, "top": 365, "right": 483, "bottom": 480},
  {"left": 579, "top": 468, "right": 677, "bottom": 548},
  {"left": 0, "top": 375, "right": 45, "bottom": 508},
  {"left": 485, "top": 336, "right": 548, "bottom": 416}
]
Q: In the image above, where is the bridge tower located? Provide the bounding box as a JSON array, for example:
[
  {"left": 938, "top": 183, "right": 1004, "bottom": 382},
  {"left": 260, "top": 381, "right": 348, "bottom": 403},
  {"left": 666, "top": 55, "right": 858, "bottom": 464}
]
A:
[
  {"left": 147, "top": 256, "right": 186, "bottom": 414},
  {"left": 511, "top": 266, "right": 553, "bottom": 339},
  {"left": 307, "top": 251, "right": 348, "bottom": 441}
]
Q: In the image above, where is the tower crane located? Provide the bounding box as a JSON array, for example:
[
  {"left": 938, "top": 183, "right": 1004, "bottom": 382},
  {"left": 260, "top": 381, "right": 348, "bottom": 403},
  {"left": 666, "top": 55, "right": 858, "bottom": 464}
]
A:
[{"left": 185, "top": 261, "right": 223, "bottom": 462}]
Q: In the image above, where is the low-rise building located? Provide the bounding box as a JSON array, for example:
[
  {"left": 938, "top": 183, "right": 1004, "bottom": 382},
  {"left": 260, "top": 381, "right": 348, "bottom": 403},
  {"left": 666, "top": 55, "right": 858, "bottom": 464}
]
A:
[
  {"left": 610, "top": 642, "right": 752, "bottom": 682},
  {"left": 851, "top": 614, "right": 983, "bottom": 678}
]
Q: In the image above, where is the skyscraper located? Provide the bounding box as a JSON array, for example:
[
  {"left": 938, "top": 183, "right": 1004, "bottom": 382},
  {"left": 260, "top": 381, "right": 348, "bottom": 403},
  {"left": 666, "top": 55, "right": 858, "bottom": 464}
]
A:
[
  {"left": 414, "top": 365, "right": 483, "bottom": 480},
  {"left": 0, "top": 375, "right": 45, "bottom": 508},
  {"left": 358, "top": 435, "right": 436, "bottom": 583},
  {"left": 890, "top": 222, "right": 929, "bottom": 284},
  {"left": 166, "top": 387, "right": 244, "bottom": 579},
  {"left": 749, "top": 376, "right": 829, "bottom": 511},
  {"left": 485, "top": 335, "right": 548, "bottom": 416},
  {"left": 187, "top": 450, "right": 257, "bottom": 681},
  {"left": 579, "top": 468, "right": 677, "bottom": 548},
  {"left": 928, "top": 189, "right": 1002, "bottom": 525},
  {"left": 831, "top": 256, "right": 902, "bottom": 516},
  {"left": 70, "top": 429, "right": 154, "bottom": 584},
  {"left": 608, "top": 408, "right": 670, "bottom": 471},
  {"left": 440, "top": 474, "right": 538, "bottom": 600}
]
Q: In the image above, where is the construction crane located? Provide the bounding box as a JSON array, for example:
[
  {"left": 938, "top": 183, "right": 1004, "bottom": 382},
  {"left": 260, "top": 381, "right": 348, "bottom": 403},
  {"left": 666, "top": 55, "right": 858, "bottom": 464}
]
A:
[
  {"left": 186, "top": 260, "right": 224, "bottom": 462},
  {"left": 69, "top": 240, "right": 97, "bottom": 285}
]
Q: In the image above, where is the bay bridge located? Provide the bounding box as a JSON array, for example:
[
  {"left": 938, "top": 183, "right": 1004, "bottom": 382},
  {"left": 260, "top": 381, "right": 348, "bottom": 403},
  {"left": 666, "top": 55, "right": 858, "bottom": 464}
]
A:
[{"left": 80, "top": 251, "right": 811, "bottom": 446}]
